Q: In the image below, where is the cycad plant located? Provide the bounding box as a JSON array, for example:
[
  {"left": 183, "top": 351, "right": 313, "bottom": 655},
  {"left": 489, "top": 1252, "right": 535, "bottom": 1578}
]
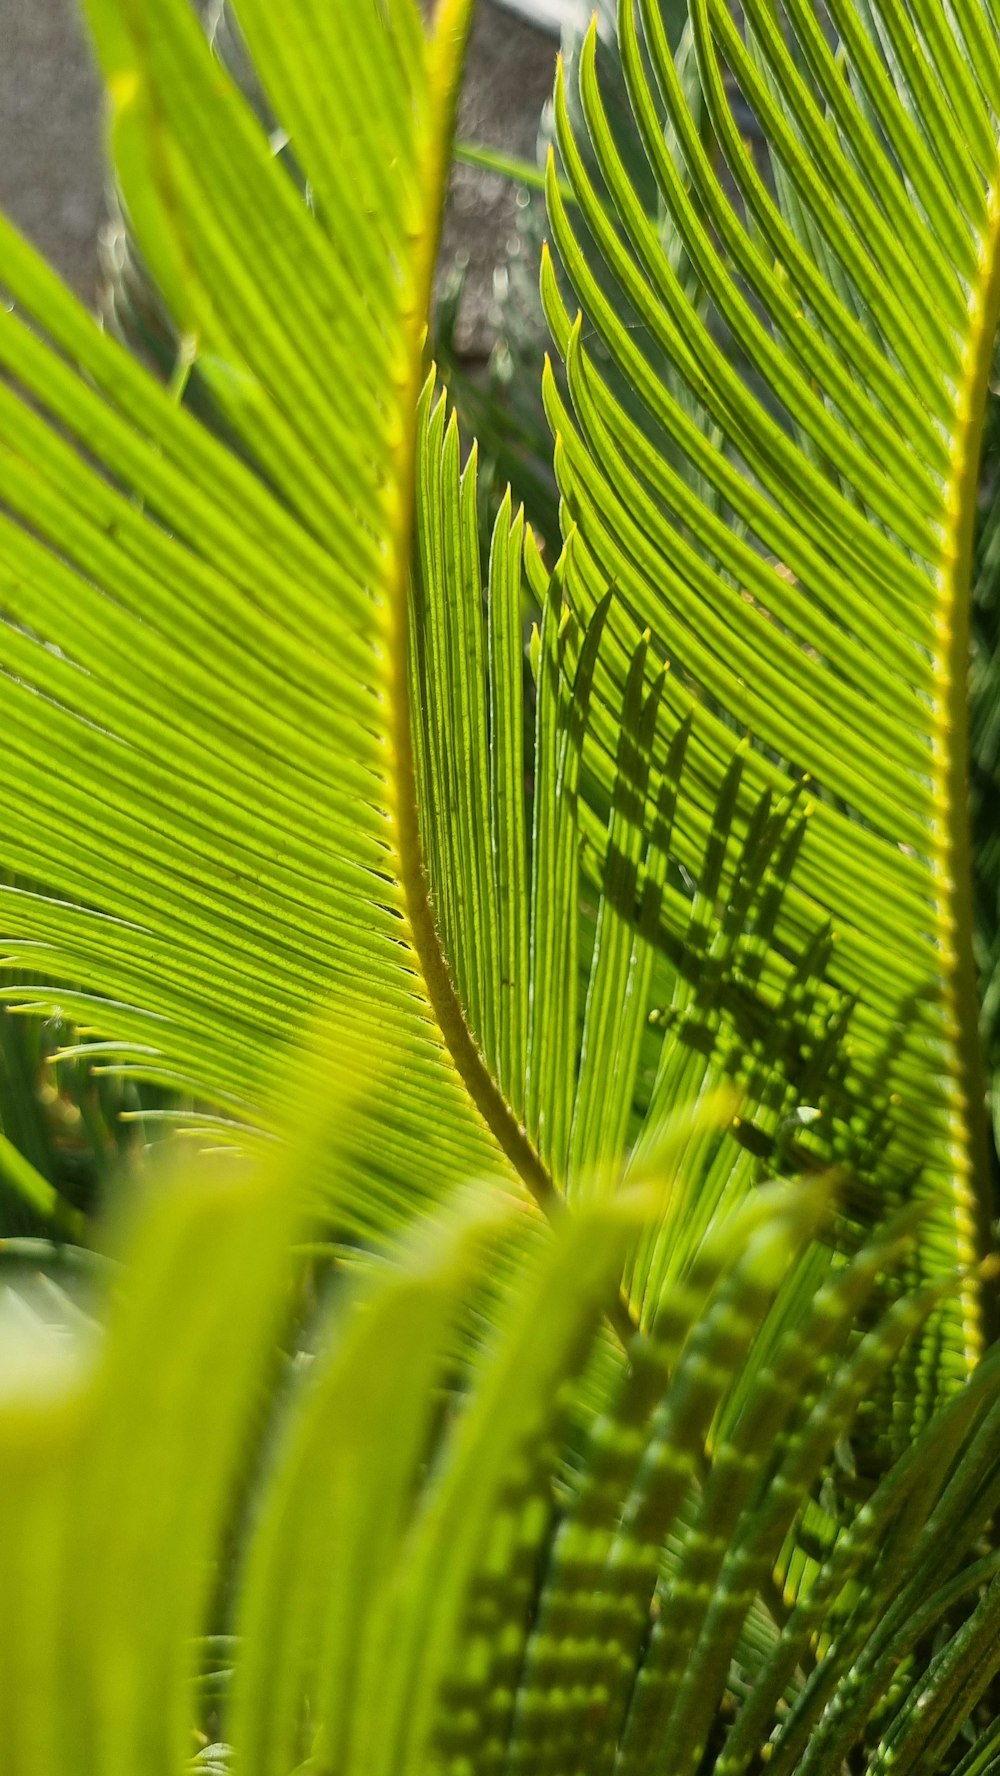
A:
[{"left": 3, "top": 0, "right": 1000, "bottom": 1770}]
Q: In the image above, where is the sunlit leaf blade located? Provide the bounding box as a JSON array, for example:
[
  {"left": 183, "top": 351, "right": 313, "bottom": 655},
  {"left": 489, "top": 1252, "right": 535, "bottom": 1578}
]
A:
[
  {"left": 408, "top": 381, "right": 881, "bottom": 1335},
  {"left": 0, "top": 0, "right": 519, "bottom": 1236},
  {"left": 6, "top": 1127, "right": 1000, "bottom": 1776}
]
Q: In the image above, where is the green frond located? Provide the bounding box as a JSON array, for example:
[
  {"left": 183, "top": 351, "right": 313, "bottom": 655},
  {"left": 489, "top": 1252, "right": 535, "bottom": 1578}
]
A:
[
  {"left": 0, "top": 1147, "right": 294, "bottom": 1774},
  {"left": 0, "top": 0, "right": 518, "bottom": 1239},
  {"left": 4, "top": 1124, "right": 1000, "bottom": 1775},
  {"left": 0, "top": 0, "right": 990, "bottom": 1436},
  {"left": 542, "top": 0, "right": 1000, "bottom": 1390},
  {"left": 1, "top": 27, "right": 1000, "bottom": 1776},
  {"left": 0, "top": 0, "right": 856, "bottom": 1330},
  {"left": 409, "top": 379, "right": 884, "bottom": 1338}
]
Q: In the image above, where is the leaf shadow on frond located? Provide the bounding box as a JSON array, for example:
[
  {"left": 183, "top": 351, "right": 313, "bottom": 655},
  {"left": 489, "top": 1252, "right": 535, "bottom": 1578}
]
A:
[{"left": 409, "top": 377, "right": 941, "bottom": 1417}]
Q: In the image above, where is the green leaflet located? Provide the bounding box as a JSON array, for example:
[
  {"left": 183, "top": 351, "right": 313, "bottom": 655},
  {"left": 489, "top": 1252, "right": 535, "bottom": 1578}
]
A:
[{"left": 0, "top": 1150, "right": 295, "bottom": 1776}]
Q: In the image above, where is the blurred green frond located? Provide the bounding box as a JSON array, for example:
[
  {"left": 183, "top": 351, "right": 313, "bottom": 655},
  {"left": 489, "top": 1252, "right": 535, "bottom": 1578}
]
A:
[{"left": 4, "top": 1134, "right": 1000, "bottom": 1775}]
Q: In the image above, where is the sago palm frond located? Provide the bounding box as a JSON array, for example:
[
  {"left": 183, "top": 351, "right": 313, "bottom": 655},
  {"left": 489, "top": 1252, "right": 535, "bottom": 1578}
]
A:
[
  {"left": 0, "top": 0, "right": 515, "bottom": 1239},
  {"left": 0, "top": 2, "right": 999, "bottom": 1772},
  {"left": 0, "top": 0, "right": 848, "bottom": 1310},
  {"left": 536, "top": 0, "right": 1000, "bottom": 1394},
  {"left": 3, "top": 1134, "right": 1000, "bottom": 1776}
]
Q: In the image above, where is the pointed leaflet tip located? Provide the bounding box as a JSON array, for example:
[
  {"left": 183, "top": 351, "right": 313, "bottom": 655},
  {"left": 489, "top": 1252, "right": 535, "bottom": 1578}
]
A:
[{"left": 579, "top": 15, "right": 600, "bottom": 90}]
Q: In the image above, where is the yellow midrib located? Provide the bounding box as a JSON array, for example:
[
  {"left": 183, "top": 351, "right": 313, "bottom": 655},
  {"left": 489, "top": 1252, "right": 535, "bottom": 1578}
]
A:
[
  {"left": 932, "top": 170, "right": 1000, "bottom": 1365},
  {"left": 379, "top": 1, "right": 567, "bottom": 1221},
  {"left": 379, "top": 10, "right": 1000, "bottom": 1385},
  {"left": 379, "top": 5, "right": 641, "bottom": 1353}
]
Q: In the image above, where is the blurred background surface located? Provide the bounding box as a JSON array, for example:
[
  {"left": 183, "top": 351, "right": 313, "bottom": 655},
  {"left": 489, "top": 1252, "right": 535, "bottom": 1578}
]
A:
[{"left": 0, "top": 0, "right": 562, "bottom": 359}]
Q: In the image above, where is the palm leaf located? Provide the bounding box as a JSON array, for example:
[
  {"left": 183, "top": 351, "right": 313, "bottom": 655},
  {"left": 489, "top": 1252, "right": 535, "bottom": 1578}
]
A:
[
  {"left": 3, "top": 1119, "right": 1000, "bottom": 1775},
  {"left": 1, "top": 7, "right": 1000, "bottom": 1767},
  {"left": 538, "top": 0, "right": 1000, "bottom": 1388},
  {"left": 409, "top": 376, "right": 893, "bottom": 1355}
]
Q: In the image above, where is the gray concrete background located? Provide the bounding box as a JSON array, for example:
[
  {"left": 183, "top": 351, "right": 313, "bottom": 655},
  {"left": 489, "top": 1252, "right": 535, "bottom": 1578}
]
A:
[
  {"left": 0, "top": 0, "right": 558, "bottom": 356},
  {"left": 444, "top": 1, "right": 557, "bottom": 355},
  {"left": 0, "top": 0, "right": 104, "bottom": 299}
]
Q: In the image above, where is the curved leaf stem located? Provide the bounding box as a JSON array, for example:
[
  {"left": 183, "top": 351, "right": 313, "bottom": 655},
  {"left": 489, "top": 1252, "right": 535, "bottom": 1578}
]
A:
[
  {"left": 385, "top": 2, "right": 640, "bottom": 1349},
  {"left": 389, "top": 1, "right": 557, "bottom": 1221},
  {"left": 936, "top": 173, "right": 1000, "bottom": 1357}
]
